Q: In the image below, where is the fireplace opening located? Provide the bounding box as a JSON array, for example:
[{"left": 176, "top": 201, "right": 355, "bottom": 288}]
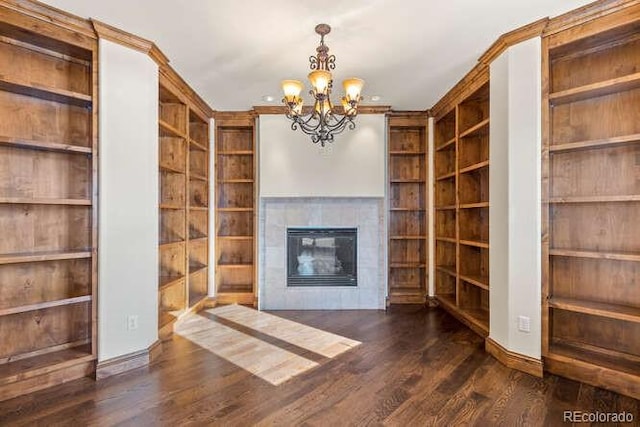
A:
[{"left": 287, "top": 228, "right": 357, "bottom": 287}]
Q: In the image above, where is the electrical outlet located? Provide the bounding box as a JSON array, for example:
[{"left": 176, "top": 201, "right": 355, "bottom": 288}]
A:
[
  {"left": 127, "top": 315, "right": 139, "bottom": 331},
  {"left": 518, "top": 315, "right": 531, "bottom": 333}
]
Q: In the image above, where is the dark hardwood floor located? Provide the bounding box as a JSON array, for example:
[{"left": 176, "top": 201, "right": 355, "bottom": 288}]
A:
[{"left": 0, "top": 305, "right": 638, "bottom": 426}]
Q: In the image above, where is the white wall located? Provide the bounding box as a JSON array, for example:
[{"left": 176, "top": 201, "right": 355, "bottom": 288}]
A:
[
  {"left": 489, "top": 37, "right": 542, "bottom": 359},
  {"left": 98, "top": 39, "right": 159, "bottom": 361},
  {"left": 258, "top": 115, "right": 386, "bottom": 198}
]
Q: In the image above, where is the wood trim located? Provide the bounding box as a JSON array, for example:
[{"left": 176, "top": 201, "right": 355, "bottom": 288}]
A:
[
  {"left": 543, "top": 0, "right": 640, "bottom": 36},
  {"left": 485, "top": 337, "right": 543, "bottom": 378},
  {"left": 91, "top": 19, "right": 153, "bottom": 54},
  {"left": 544, "top": 353, "right": 640, "bottom": 399},
  {"left": 159, "top": 65, "right": 213, "bottom": 119},
  {"left": 0, "top": 358, "right": 94, "bottom": 402},
  {"left": 387, "top": 112, "right": 429, "bottom": 127},
  {"left": 430, "top": 65, "right": 489, "bottom": 120},
  {"left": 0, "top": 2, "right": 95, "bottom": 53},
  {"left": 202, "top": 297, "right": 217, "bottom": 309},
  {"left": 95, "top": 340, "right": 162, "bottom": 380},
  {"left": 546, "top": 2, "right": 640, "bottom": 50},
  {"left": 0, "top": 0, "right": 95, "bottom": 39},
  {"left": 214, "top": 111, "right": 257, "bottom": 127},
  {"left": 251, "top": 105, "right": 391, "bottom": 115},
  {"left": 479, "top": 18, "right": 549, "bottom": 65}
]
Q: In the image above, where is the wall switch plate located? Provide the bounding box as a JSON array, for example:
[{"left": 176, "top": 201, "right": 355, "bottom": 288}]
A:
[
  {"left": 127, "top": 315, "right": 139, "bottom": 330},
  {"left": 518, "top": 315, "right": 531, "bottom": 333}
]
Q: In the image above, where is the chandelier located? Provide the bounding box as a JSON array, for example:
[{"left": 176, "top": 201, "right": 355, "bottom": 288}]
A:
[{"left": 281, "top": 24, "right": 364, "bottom": 147}]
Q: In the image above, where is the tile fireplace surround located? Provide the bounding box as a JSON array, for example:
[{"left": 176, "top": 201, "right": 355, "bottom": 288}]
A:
[{"left": 259, "top": 197, "right": 386, "bottom": 309}]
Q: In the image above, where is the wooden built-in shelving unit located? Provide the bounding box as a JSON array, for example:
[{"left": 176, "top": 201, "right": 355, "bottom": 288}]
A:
[
  {"left": 387, "top": 114, "right": 429, "bottom": 304},
  {"left": 0, "top": 9, "right": 97, "bottom": 400},
  {"left": 215, "top": 113, "right": 257, "bottom": 306},
  {"left": 434, "top": 80, "right": 490, "bottom": 337},
  {"left": 158, "top": 76, "right": 210, "bottom": 336},
  {"left": 542, "top": 12, "right": 640, "bottom": 399}
]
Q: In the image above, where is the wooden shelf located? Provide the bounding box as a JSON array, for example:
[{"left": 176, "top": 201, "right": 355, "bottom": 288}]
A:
[
  {"left": 390, "top": 178, "right": 425, "bottom": 183},
  {"left": 390, "top": 236, "right": 427, "bottom": 240},
  {"left": 459, "top": 160, "right": 489, "bottom": 175},
  {"left": 159, "top": 312, "right": 178, "bottom": 330},
  {"left": 549, "top": 297, "right": 640, "bottom": 323},
  {"left": 435, "top": 171, "right": 456, "bottom": 181},
  {"left": 549, "top": 195, "right": 640, "bottom": 203},
  {"left": 189, "top": 206, "right": 209, "bottom": 211},
  {"left": 218, "top": 264, "right": 253, "bottom": 269},
  {"left": 159, "top": 241, "right": 185, "bottom": 250},
  {"left": 550, "top": 72, "right": 640, "bottom": 105},
  {"left": 217, "top": 150, "right": 253, "bottom": 155},
  {"left": 0, "top": 345, "right": 94, "bottom": 387},
  {"left": 218, "top": 236, "right": 253, "bottom": 240},
  {"left": 0, "top": 197, "right": 91, "bottom": 206},
  {"left": 217, "top": 284, "right": 254, "bottom": 294},
  {"left": 436, "top": 265, "right": 457, "bottom": 277},
  {"left": 549, "top": 133, "right": 640, "bottom": 153},
  {"left": 189, "top": 265, "right": 208, "bottom": 275},
  {"left": 159, "top": 120, "right": 187, "bottom": 139},
  {"left": 435, "top": 236, "right": 456, "bottom": 243},
  {"left": 435, "top": 137, "right": 456, "bottom": 151},
  {"left": 389, "top": 263, "right": 426, "bottom": 268},
  {"left": 217, "top": 179, "right": 254, "bottom": 184},
  {"left": 189, "top": 237, "right": 208, "bottom": 244},
  {"left": 0, "top": 136, "right": 91, "bottom": 154},
  {"left": 549, "top": 248, "right": 640, "bottom": 262},
  {"left": 0, "top": 250, "right": 91, "bottom": 265},
  {"left": 435, "top": 205, "right": 456, "bottom": 211},
  {"left": 159, "top": 203, "right": 184, "bottom": 210},
  {"left": 459, "top": 118, "right": 490, "bottom": 138},
  {"left": 0, "top": 76, "right": 91, "bottom": 107},
  {"left": 0, "top": 295, "right": 91, "bottom": 317},
  {"left": 436, "top": 294, "right": 489, "bottom": 336},
  {"left": 160, "top": 164, "right": 185, "bottom": 175},
  {"left": 190, "top": 139, "right": 208, "bottom": 151},
  {"left": 459, "top": 202, "right": 489, "bottom": 209},
  {"left": 216, "top": 207, "right": 253, "bottom": 212},
  {"left": 159, "top": 275, "right": 184, "bottom": 291},
  {"left": 547, "top": 341, "right": 640, "bottom": 379},
  {"left": 389, "top": 151, "right": 426, "bottom": 155},
  {"left": 189, "top": 173, "right": 207, "bottom": 182},
  {"left": 459, "top": 239, "right": 489, "bottom": 249},
  {"left": 0, "top": 22, "right": 97, "bottom": 401},
  {"left": 459, "top": 274, "right": 489, "bottom": 291}
]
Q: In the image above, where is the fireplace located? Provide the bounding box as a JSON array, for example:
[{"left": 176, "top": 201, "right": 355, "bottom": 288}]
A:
[{"left": 287, "top": 228, "right": 357, "bottom": 287}]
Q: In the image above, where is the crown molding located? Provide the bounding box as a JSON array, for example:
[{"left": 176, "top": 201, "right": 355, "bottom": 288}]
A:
[
  {"left": 479, "top": 17, "right": 549, "bottom": 66},
  {"left": 543, "top": 0, "right": 640, "bottom": 36}
]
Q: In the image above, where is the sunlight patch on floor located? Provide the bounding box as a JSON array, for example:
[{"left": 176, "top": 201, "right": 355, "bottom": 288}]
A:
[
  {"left": 174, "top": 305, "right": 361, "bottom": 385},
  {"left": 212, "top": 304, "right": 361, "bottom": 358}
]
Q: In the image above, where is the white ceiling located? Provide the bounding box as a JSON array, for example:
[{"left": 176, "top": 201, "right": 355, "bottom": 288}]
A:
[{"left": 42, "top": 0, "right": 591, "bottom": 111}]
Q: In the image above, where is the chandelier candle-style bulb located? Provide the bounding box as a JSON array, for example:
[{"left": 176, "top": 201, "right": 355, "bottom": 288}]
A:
[
  {"left": 282, "top": 80, "right": 303, "bottom": 102},
  {"left": 280, "top": 23, "right": 365, "bottom": 146},
  {"left": 343, "top": 78, "right": 364, "bottom": 103},
  {"left": 308, "top": 70, "right": 332, "bottom": 96}
]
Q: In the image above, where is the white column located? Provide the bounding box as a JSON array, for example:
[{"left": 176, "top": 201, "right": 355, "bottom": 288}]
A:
[
  {"left": 489, "top": 37, "right": 542, "bottom": 359},
  {"left": 98, "top": 39, "right": 159, "bottom": 361}
]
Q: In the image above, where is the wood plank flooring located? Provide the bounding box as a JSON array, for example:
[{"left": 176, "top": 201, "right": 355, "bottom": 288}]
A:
[{"left": 0, "top": 305, "right": 638, "bottom": 426}]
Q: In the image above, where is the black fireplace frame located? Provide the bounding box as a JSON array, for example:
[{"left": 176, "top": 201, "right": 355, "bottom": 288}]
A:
[{"left": 286, "top": 227, "right": 358, "bottom": 287}]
